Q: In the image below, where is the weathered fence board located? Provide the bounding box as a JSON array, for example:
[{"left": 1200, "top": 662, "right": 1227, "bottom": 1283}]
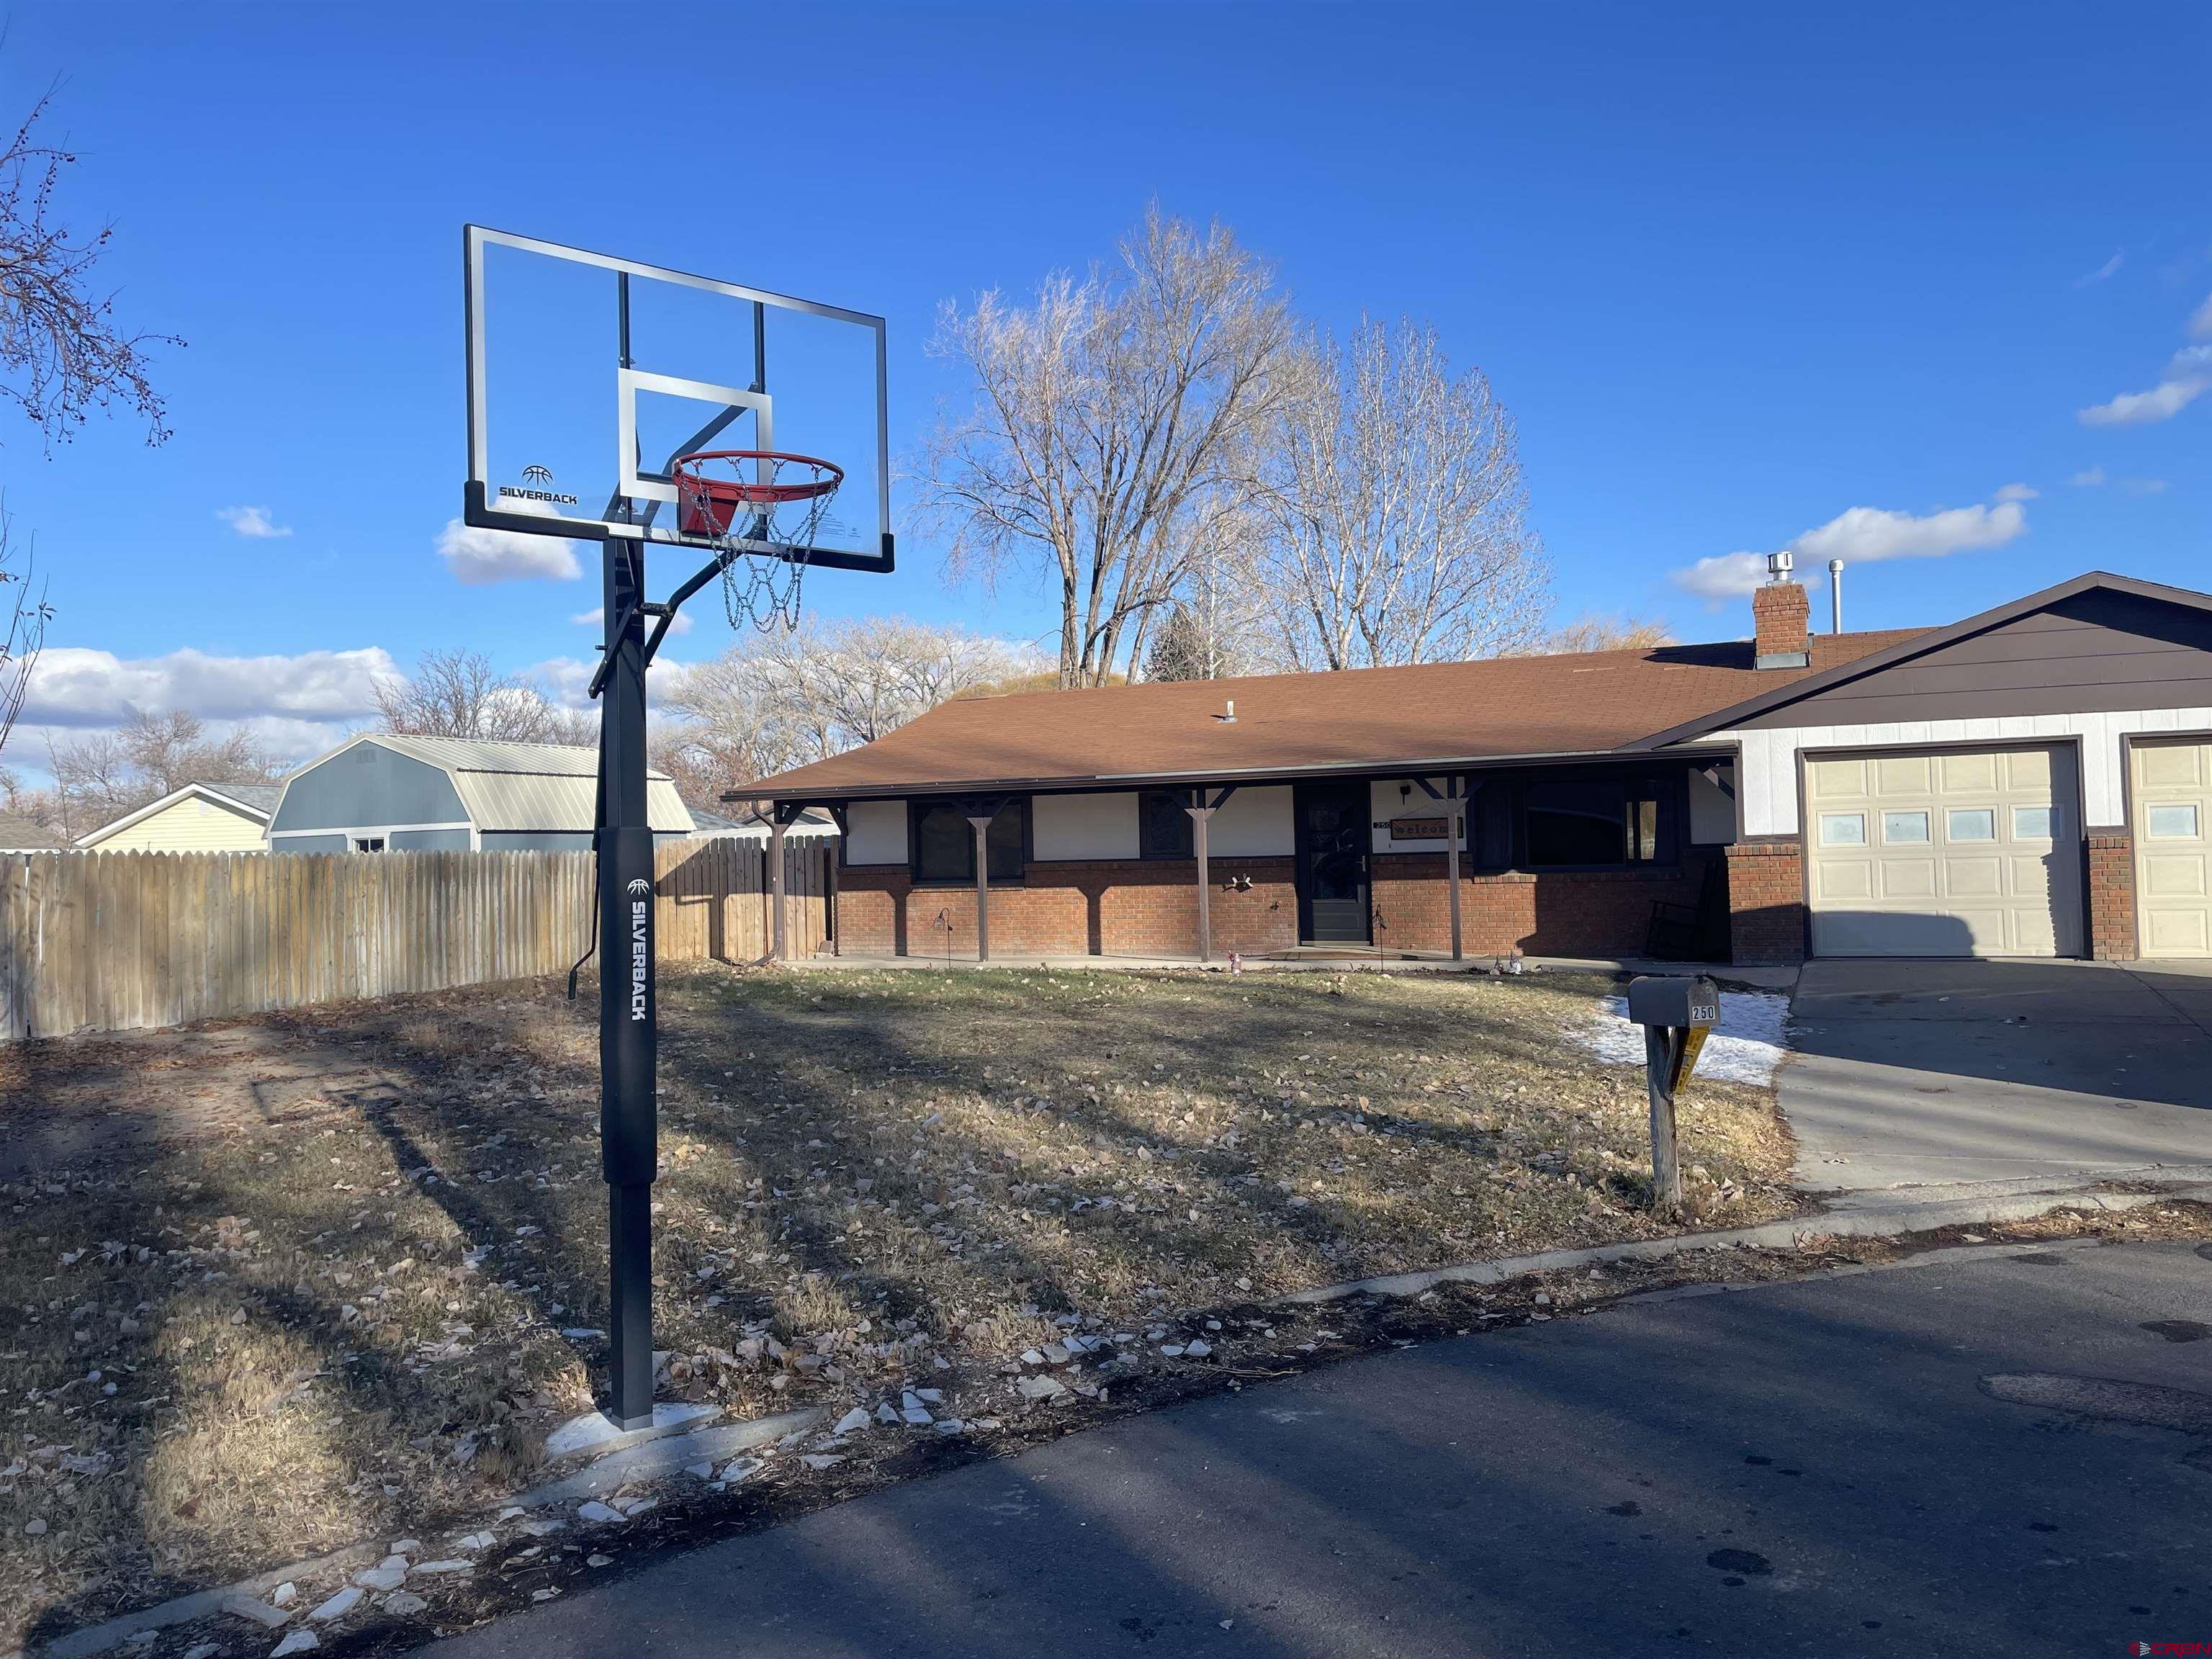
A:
[{"left": 0, "top": 837, "right": 830, "bottom": 1040}]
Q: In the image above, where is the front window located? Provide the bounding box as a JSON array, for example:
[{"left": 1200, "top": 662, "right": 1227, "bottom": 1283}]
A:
[
  {"left": 912, "top": 799, "right": 1028, "bottom": 883},
  {"left": 353, "top": 836, "right": 385, "bottom": 853},
  {"left": 1524, "top": 775, "right": 1676, "bottom": 868}
]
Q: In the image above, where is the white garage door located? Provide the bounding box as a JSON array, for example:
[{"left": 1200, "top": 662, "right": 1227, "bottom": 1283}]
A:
[
  {"left": 2131, "top": 739, "right": 2212, "bottom": 958},
  {"left": 1804, "top": 745, "right": 2082, "bottom": 958}
]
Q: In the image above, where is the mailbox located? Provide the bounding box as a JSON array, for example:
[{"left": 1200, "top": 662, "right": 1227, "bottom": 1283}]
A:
[
  {"left": 1624, "top": 974, "right": 1721, "bottom": 1209},
  {"left": 1626, "top": 975, "right": 1719, "bottom": 1033}
]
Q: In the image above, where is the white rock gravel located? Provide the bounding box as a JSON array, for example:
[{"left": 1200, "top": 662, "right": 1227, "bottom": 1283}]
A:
[{"left": 271, "top": 1633, "right": 320, "bottom": 1657}]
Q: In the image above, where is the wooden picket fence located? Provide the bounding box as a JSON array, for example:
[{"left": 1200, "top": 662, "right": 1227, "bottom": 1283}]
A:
[{"left": 0, "top": 837, "right": 830, "bottom": 1041}]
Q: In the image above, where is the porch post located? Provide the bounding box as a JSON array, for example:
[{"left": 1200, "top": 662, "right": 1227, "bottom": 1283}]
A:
[
  {"left": 1445, "top": 785, "right": 1465, "bottom": 963},
  {"left": 770, "top": 819, "right": 788, "bottom": 962},
  {"left": 968, "top": 815, "right": 994, "bottom": 961},
  {"left": 1186, "top": 802, "right": 1215, "bottom": 962}
]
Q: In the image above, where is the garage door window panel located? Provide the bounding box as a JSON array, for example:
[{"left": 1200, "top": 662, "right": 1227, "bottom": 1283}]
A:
[
  {"left": 2013, "top": 806, "right": 2052, "bottom": 840},
  {"left": 1946, "top": 809, "right": 1997, "bottom": 842},
  {"left": 1881, "top": 810, "right": 1930, "bottom": 844},
  {"left": 1819, "top": 812, "right": 1866, "bottom": 846},
  {"left": 2148, "top": 804, "right": 2201, "bottom": 840}
]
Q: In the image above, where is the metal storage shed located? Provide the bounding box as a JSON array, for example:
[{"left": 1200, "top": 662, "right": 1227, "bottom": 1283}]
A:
[{"left": 267, "top": 734, "right": 695, "bottom": 853}]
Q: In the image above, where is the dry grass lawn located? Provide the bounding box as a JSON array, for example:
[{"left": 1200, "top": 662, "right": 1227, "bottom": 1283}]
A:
[{"left": 0, "top": 963, "right": 1795, "bottom": 1649}]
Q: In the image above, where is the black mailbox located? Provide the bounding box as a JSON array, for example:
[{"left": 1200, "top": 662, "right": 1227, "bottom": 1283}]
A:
[{"left": 1624, "top": 974, "right": 1721, "bottom": 1210}]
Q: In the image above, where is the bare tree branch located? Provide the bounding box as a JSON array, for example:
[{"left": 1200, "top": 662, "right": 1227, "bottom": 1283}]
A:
[
  {"left": 372, "top": 648, "right": 573, "bottom": 742},
  {"left": 0, "top": 86, "right": 181, "bottom": 451}
]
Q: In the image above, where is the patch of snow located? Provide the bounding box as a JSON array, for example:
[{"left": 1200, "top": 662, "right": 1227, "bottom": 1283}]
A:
[{"left": 1578, "top": 989, "right": 1791, "bottom": 1087}]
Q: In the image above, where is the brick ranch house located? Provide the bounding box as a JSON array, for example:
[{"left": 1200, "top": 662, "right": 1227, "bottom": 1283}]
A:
[{"left": 742, "top": 570, "right": 2212, "bottom": 968}]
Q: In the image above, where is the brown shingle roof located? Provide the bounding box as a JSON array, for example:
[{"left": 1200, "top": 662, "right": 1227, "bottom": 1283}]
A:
[{"left": 753, "top": 630, "right": 1928, "bottom": 800}]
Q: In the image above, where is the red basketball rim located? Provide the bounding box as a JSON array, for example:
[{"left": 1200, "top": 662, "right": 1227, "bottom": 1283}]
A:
[{"left": 671, "top": 449, "right": 845, "bottom": 506}]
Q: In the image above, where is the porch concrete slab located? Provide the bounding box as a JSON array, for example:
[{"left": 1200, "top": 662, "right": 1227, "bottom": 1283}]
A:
[
  {"left": 782, "top": 953, "right": 1798, "bottom": 988},
  {"left": 1783, "top": 958, "right": 2212, "bottom": 1195}
]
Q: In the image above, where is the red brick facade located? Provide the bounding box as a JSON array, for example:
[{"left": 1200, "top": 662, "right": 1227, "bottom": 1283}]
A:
[
  {"left": 1725, "top": 837, "right": 1806, "bottom": 965},
  {"left": 836, "top": 858, "right": 1300, "bottom": 960},
  {"left": 836, "top": 850, "right": 1719, "bottom": 962},
  {"left": 2087, "top": 829, "right": 2136, "bottom": 961}
]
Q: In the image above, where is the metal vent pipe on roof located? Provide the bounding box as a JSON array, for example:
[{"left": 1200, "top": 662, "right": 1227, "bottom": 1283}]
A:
[{"left": 1827, "top": 559, "right": 1844, "bottom": 634}]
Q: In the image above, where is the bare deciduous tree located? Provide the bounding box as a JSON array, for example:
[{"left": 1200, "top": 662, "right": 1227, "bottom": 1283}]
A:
[
  {"left": 0, "top": 89, "right": 179, "bottom": 450},
  {"left": 1251, "top": 318, "right": 1550, "bottom": 670},
  {"left": 372, "top": 648, "right": 572, "bottom": 743},
  {"left": 923, "top": 206, "right": 1299, "bottom": 687},
  {"left": 33, "top": 709, "right": 281, "bottom": 839},
  {"left": 661, "top": 617, "right": 1040, "bottom": 806},
  {"left": 1539, "top": 613, "right": 1676, "bottom": 654}
]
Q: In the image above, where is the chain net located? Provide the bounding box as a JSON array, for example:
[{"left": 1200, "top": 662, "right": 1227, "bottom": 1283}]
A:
[{"left": 672, "top": 451, "right": 843, "bottom": 632}]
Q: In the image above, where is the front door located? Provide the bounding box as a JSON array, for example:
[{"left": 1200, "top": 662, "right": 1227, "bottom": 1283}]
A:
[{"left": 1295, "top": 782, "right": 1371, "bottom": 944}]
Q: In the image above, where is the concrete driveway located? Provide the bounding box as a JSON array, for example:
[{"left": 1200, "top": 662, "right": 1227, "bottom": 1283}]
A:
[{"left": 1782, "top": 958, "right": 2212, "bottom": 1194}]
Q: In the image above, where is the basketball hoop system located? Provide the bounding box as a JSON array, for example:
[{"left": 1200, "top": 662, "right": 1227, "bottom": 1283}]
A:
[{"left": 671, "top": 449, "right": 845, "bottom": 632}]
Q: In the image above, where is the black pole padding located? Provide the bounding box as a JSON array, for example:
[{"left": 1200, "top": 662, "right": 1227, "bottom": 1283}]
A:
[{"left": 598, "top": 535, "right": 658, "bottom": 1430}]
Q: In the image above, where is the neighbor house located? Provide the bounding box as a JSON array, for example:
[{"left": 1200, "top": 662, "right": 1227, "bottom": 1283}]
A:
[
  {"left": 0, "top": 812, "right": 63, "bottom": 854},
  {"left": 75, "top": 781, "right": 280, "bottom": 853},
  {"left": 269, "top": 734, "right": 693, "bottom": 852},
  {"left": 746, "top": 570, "right": 2212, "bottom": 966}
]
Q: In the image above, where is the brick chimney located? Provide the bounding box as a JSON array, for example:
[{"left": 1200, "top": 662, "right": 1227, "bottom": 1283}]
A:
[{"left": 1753, "top": 551, "right": 1810, "bottom": 669}]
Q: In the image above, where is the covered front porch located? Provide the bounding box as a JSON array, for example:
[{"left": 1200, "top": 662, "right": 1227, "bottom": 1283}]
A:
[{"left": 758, "top": 754, "right": 1740, "bottom": 968}]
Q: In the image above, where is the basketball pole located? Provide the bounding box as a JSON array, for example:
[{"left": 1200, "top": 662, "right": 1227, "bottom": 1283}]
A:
[{"left": 598, "top": 532, "right": 658, "bottom": 1431}]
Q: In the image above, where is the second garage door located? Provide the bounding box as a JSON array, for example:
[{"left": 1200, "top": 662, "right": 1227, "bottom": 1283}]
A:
[{"left": 1805, "top": 745, "right": 2082, "bottom": 958}]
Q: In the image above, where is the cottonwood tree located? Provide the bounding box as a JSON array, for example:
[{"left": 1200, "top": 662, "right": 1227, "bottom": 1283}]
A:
[
  {"left": 1540, "top": 613, "right": 1674, "bottom": 654},
  {"left": 923, "top": 206, "right": 1299, "bottom": 686},
  {"left": 0, "top": 86, "right": 181, "bottom": 756},
  {"left": 1251, "top": 317, "right": 1549, "bottom": 670},
  {"left": 372, "top": 648, "right": 574, "bottom": 743}
]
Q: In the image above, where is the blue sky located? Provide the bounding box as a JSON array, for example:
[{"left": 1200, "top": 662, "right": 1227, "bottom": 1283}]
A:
[{"left": 4, "top": 1, "right": 2207, "bottom": 778}]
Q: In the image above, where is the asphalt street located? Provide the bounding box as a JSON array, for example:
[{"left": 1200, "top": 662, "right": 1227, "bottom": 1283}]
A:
[{"left": 423, "top": 1236, "right": 2212, "bottom": 1659}]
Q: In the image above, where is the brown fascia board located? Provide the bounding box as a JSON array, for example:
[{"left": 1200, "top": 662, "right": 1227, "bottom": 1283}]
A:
[
  {"left": 737, "top": 742, "right": 1740, "bottom": 804},
  {"left": 1627, "top": 571, "right": 2212, "bottom": 751}
]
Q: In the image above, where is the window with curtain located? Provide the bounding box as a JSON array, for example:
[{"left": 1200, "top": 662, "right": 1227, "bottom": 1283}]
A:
[{"left": 1139, "top": 790, "right": 1194, "bottom": 859}]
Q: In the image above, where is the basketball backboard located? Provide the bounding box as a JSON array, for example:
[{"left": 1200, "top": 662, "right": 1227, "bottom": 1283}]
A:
[{"left": 462, "top": 225, "right": 893, "bottom": 572}]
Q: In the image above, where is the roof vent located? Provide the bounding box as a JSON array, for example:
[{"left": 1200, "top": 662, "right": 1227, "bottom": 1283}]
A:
[{"left": 1214, "top": 698, "right": 1237, "bottom": 724}]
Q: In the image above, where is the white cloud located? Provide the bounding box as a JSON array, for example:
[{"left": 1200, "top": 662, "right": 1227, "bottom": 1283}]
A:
[
  {"left": 216, "top": 505, "right": 291, "bottom": 539},
  {"left": 2121, "top": 477, "right": 2171, "bottom": 496},
  {"left": 1671, "top": 496, "right": 2029, "bottom": 607},
  {"left": 1792, "top": 500, "right": 2028, "bottom": 566},
  {"left": 2069, "top": 466, "right": 2108, "bottom": 487},
  {"left": 23, "top": 644, "right": 397, "bottom": 729},
  {"left": 2080, "top": 344, "right": 2212, "bottom": 427},
  {"left": 1671, "top": 552, "right": 1769, "bottom": 603},
  {"left": 7, "top": 644, "right": 403, "bottom": 783},
  {"left": 534, "top": 654, "right": 698, "bottom": 711},
  {"left": 2191, "top": 291, "right": 2212, "bottom": 341},
  {"left": 1992, "top": 482, "right": 2038, "bottom": 503},
  {"left": 436, "top": 518, "right": 585, "bottom": 585},
  {"left": 2074, "top": 250, "right": 2125, "bottom": 287},
  {"left": 572, "top": 606, "right": 691, "bottom": 636}
]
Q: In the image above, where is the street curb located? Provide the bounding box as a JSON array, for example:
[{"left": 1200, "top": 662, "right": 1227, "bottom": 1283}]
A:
[
  {"left": 1275, "top": 1177, "right": 2212, "bottom": 1306},
  {"left": 2, "top": 1408, "right": 824, "bottom": 1659}
]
